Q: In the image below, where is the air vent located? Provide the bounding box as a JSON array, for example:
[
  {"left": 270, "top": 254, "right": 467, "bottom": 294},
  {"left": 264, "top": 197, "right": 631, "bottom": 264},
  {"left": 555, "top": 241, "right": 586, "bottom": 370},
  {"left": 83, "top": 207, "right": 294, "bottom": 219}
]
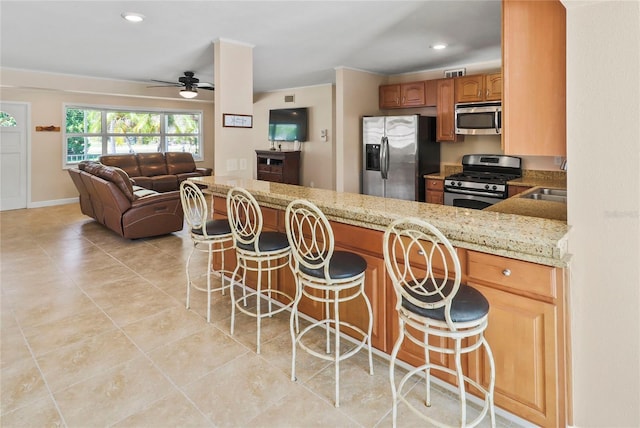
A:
[
  {"left": 444, "top": 68, "right": 466, "bottom": 78},
  {"left": 284, "top": 95, "right": 295, "bottom": 103}
]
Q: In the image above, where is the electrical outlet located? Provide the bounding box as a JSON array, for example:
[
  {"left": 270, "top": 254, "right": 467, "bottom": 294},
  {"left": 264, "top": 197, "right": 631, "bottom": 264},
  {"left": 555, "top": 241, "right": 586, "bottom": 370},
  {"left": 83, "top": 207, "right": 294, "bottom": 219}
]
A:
[{"left": 226, "top": 159, "right": 238, "bottom": 171}]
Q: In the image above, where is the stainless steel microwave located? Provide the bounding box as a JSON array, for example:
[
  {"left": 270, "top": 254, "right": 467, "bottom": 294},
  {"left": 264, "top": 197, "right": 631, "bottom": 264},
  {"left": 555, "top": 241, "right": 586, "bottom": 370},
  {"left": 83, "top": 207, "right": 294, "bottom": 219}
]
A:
[{"left": 455, "top": 101, "right": 502, "bottom": 135}]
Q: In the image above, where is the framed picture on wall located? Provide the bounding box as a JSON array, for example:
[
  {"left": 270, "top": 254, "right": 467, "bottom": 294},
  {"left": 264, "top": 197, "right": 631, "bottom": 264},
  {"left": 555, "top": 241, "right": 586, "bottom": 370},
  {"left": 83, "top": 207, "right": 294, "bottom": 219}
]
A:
[{"left": 223, "top": 114, "right": 253, "bottom": 128}]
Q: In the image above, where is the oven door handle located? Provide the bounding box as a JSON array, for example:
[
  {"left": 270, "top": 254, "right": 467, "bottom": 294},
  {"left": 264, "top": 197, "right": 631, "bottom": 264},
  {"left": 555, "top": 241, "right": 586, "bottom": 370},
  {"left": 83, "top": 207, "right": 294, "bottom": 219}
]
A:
[
  {"left": 494, "top": 110, "right": 500, "bottom": 134},
  {"left": 445, "top": 188, "right": 503, "bottom": 198}
]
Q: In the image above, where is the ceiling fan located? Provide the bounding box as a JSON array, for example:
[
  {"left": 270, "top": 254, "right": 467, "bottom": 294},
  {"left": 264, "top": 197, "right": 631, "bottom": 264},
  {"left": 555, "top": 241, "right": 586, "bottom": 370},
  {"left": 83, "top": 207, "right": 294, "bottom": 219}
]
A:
[{"left": 149, "top": 71, "right": 214, "bottom": 99}]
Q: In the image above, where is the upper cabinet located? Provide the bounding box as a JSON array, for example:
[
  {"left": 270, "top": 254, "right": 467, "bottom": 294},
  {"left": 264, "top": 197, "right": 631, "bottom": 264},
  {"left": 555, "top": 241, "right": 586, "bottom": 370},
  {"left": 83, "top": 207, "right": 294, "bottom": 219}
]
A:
[
  {"left": 379, "top": 81, "right": 437, "bottom": 109},
  {"left": 436, "top": 78, "right": 463, "bottom": 143},
  {"left": 502, "top": 0, "right": 566, "bottom": 156},
  {"left": 455, "top": 72, "right": 502, "bottom": 103}
]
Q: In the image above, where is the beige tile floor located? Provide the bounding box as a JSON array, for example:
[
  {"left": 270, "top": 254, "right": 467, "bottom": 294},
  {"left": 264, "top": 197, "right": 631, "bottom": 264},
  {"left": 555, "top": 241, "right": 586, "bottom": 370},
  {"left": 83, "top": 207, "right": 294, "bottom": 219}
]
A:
[{"left": 0, "top": 203, "right": 525, "bottom": 427}]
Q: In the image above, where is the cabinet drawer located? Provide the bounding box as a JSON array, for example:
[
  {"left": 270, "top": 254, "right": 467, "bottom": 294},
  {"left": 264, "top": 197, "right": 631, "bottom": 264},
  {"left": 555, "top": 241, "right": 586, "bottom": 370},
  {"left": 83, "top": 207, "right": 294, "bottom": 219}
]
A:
[
  {"left": 426, "top": 179, "right": 444, "bottom": 191},
  {"left": 257, "top": 172, "right": 283, "bottom": 183},
  {"left": 466, "top": 251, "right": 557, "bottom": 299}
]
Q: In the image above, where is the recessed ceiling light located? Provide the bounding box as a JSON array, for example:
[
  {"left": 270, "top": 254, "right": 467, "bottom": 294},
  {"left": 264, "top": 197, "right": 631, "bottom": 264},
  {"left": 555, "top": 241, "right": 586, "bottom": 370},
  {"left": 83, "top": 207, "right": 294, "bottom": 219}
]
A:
[
  {"left": 430, "top": 44, "right": 447, "bottom": 50},
  {"left": 121, "top": 12, "right": 145, "bottom": 23}
]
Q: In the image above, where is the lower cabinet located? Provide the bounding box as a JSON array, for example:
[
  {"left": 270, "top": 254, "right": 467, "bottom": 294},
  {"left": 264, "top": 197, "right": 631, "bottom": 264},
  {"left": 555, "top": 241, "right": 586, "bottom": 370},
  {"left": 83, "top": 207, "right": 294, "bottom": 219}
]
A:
[
  {"left": 464, "top": 250, "right": 567, "bottom": 428},
  {"left": 425, "top": 177, "right": 444, "bottom": 204}
]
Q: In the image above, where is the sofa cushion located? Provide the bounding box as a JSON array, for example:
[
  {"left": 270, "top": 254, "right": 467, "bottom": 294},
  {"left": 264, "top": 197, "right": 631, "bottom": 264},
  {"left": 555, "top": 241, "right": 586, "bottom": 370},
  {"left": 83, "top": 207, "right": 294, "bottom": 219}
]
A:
[
  {"left": 100, "top": 154, "right": 141, "bottom": 177},
  {"left": 137, "top": 153, "right": 168, "bottom": 176},
  {"left": 150, "top": 175, "right": 178, "bottom": 192},
  {"left": 83, "top": 163, "right": 135, "bottom": 201},
  {"left": 165, "top": 152, "right": 196, "bottom": 174}
]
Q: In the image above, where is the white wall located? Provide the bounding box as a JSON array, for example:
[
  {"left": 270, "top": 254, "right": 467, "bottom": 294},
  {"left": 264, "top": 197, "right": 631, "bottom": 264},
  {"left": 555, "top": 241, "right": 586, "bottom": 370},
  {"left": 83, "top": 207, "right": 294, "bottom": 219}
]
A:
[
  {"left": 253, "top": 85, "right": 335, "bottom": 189},
  {"left": 565, "top": 1, "right": 640, "bottom": 426}
]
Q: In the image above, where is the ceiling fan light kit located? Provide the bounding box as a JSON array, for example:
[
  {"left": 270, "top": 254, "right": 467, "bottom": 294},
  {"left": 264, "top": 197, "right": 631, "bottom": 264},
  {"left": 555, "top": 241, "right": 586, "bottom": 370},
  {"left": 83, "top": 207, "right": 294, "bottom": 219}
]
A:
[
  {"left": 179, "top": 88, "right": 198, "bottom": 99},
  {"left": 149, "top": 71, "right": 214, "bottom": 99}
]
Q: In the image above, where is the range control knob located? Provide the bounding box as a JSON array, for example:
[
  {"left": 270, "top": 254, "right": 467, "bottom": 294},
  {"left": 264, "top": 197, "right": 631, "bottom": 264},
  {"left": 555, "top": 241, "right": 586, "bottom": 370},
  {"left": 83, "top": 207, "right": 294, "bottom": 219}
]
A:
[
  {"left": 484, "top": 184, "right": 490, "bottom": 190},
  {"left": 457, "top": 181, "right": 462, "bottom": 187},
  {"left": 492, "top": 185, "right": 498, "bottom": 190}
]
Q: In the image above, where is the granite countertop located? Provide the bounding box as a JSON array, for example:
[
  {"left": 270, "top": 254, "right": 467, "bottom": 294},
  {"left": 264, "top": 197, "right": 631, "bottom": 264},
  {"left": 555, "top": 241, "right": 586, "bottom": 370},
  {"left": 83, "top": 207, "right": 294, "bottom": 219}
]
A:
[
  {"left": 486, "top": 187, "right": 567, "bottom": 222},
  {"left": 191, "top": 176, "right": 570, "bottom": 268}
]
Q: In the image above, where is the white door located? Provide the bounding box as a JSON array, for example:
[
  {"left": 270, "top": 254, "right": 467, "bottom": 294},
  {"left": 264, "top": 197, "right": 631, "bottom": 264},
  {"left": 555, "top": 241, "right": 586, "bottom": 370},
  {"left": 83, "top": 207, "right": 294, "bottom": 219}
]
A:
[{"left": 0, "top": 102, "right": 29, "bottom": 210}]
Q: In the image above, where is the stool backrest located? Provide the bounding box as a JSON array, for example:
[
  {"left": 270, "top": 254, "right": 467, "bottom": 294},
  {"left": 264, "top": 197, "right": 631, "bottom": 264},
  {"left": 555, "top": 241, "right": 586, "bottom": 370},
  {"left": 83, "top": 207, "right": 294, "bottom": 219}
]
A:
[
  {"left": 383, "top": 217, "right": 461, "bottom": 325},
  {"left": 285, "top": 199, "right": 334, "bottom": 280},
  {"left": 226, "top": 187, "right": 264, "bottom": 253},
  {"left": 180, "top": 181, "right": 209, "bottom": 237}
]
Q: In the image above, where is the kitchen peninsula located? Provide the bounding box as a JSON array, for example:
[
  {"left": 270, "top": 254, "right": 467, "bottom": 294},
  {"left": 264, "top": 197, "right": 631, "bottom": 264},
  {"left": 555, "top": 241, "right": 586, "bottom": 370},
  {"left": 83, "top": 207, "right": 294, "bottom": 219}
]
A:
[{"left": 190, "top": 175, "right": 571, "bottom": 427}]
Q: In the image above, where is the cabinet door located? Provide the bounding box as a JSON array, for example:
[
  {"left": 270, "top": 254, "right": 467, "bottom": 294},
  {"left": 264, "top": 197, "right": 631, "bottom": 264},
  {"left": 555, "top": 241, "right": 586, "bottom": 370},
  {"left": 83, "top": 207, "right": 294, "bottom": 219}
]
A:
[
  {"left": 502, "top": 0, "right": 566, "bottom": 156},
  {"left": 455, "top": 75, "right": 484, "bottom": 103},
  {"left": 485, "top": 72, "right": 502, "bottom": 101},
  {"left": 379, "top": 84, "right": 401, "bottom": 109},
  {"left": 507, "top": 185, "right": 532, "bottom": 198},
  {"left": 466, "top": 283, "right": 560, "bottom": 427},
  {"left": 400, "top": 81, "right": 426, "bottom": 107},
  {"left": 425, "top": 79, "right": 438, "bottom": 107},
  {"left": 436, "top": 78, "right": 462, "bottom": 142},
  {"left": 336, "top": 248, "right": 388, "bottom": 352},
  {"left": 425, "top": 178, "right": 444, "bottom": 205}
]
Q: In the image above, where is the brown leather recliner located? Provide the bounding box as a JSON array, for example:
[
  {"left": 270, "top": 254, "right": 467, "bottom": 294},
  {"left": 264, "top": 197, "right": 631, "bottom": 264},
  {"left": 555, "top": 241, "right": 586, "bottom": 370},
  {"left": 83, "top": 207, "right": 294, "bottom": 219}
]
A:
[{"left": 68, "top": 162, "right": 184, "bottom": 239}]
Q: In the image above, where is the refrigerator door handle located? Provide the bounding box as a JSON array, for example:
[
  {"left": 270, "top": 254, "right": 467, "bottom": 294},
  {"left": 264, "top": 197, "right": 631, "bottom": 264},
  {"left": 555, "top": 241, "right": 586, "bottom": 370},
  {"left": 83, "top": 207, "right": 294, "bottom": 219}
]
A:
[{"left": 380, "top": 136, "right": 389, "bottom": 179}]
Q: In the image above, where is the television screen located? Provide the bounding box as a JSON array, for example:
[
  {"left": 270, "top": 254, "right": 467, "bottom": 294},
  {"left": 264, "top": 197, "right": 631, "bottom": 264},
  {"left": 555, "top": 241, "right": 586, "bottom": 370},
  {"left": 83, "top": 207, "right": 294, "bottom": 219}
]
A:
[{"left": 268, "top": 107, "right": 308, "bottom": 142}]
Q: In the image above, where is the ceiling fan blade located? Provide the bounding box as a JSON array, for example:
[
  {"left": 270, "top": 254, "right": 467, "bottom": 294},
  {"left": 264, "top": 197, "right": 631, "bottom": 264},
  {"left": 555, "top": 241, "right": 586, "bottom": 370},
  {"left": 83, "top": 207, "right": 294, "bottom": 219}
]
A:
[
  {"left": 150, "top": 79, "right": 183, "bottom": 86},
  {"left": 195, "top": 82, "right": 215, "bottom": 90},
  {"left": 147, "top": 84, "right": 182, "bottom": 88}
]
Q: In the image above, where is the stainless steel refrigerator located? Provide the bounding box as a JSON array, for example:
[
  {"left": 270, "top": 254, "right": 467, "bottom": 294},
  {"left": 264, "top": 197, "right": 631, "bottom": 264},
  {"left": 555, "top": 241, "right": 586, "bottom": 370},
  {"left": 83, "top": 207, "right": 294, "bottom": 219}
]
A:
[{"left": 362, "top": 115, "right": 440, "bottom": 202}]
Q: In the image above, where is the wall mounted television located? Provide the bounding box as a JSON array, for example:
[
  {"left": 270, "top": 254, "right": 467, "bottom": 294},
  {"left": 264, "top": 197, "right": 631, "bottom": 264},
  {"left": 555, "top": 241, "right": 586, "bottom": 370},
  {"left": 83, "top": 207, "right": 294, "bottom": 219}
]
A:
[{"left": 268, "top": 107, "right": 308, "bottom": 142}]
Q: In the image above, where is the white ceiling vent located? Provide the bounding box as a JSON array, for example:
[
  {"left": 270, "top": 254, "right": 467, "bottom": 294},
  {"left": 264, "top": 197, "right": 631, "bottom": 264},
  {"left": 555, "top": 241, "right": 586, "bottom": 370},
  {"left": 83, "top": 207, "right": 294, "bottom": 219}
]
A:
[{"left": 444, "top": 68, "right": 466, "bottom": 78}]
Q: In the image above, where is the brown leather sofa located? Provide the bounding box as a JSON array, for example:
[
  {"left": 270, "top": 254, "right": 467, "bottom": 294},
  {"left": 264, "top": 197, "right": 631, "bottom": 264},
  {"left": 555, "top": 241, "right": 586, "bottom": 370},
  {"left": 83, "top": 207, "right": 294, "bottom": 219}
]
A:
[
  {"left": 99, "top": 152, "right": 212, "bottom": 192},
  {"left": 68, "top": 161, "right": 184, "bottom": 239}
]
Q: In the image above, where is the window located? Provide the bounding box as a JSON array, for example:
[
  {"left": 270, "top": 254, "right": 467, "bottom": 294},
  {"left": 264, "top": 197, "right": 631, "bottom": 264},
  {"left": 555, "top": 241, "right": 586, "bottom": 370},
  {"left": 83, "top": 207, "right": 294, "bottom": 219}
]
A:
[
  {"left": 0, "top": 111, "right": 18, "bottom": 127},
  {"left": 64, "top": 105, "right": 203, "bottom": 165}
]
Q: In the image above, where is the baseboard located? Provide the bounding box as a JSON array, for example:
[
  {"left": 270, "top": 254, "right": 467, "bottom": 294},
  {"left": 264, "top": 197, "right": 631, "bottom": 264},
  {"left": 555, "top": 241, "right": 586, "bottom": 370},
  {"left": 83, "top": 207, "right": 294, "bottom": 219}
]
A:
[{"left": 28, "top": 197, "right": 78, "bottom": 208}]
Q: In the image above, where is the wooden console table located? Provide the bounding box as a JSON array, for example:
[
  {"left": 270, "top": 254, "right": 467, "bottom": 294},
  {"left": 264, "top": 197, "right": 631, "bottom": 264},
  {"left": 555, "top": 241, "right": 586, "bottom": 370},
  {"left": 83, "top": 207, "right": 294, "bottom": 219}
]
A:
[{"left": 255, "top": 150, "right": 300, "bottom": 185}]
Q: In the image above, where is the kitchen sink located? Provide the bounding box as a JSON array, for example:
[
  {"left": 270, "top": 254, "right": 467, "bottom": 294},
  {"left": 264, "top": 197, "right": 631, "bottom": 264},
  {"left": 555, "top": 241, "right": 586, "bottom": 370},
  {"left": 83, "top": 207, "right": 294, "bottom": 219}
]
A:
[{"left": 519, "top": 188, "right": 567, "bottom": 203}]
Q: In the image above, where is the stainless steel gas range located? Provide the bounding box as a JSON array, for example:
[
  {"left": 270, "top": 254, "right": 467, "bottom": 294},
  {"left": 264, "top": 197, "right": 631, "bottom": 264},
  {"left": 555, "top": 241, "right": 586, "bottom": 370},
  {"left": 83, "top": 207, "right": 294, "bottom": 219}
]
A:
[{"left": 444, "top": 154, "right": 522, "bottom": 210}]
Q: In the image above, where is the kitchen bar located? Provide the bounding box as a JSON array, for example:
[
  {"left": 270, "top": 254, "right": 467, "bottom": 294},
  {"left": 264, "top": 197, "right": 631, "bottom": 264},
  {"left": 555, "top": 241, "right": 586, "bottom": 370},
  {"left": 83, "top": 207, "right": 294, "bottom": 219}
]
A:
[
  {"left": 191, "top": 175, "right": 569, "bottom": 267},
  {"left": 190, "top": 175, "right": 571, "bottom": 427}
]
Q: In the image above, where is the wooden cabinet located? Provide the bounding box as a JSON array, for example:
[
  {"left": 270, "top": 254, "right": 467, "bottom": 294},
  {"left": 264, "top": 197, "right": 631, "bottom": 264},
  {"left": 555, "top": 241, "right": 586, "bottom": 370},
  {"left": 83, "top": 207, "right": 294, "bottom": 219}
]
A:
[
  {"left": 379, "top": 81, "right": 435, "bottom": 109},
  {"left": 425, "top": 177, "right": 444, "bottom": 205},
  {"left": 465, "top": 250, "right": 568, "bottom": 428},
  {"left": 256, "top": 150, "right": 300, "bottom": 185},
  {"left": 436, "top": 78, "right": 463, "bottom": 142},
  {"left": 508, "top": 185, "right": 532, "bottom": 198},
  {"left": 502, "top": 0, "right": 566, "bottom": 156},
  {"left": 455, "top": 72, "right": 502, "bottom": 103},
  {"left": 332, "top": 222, "right": 389, "bottom": 352}
]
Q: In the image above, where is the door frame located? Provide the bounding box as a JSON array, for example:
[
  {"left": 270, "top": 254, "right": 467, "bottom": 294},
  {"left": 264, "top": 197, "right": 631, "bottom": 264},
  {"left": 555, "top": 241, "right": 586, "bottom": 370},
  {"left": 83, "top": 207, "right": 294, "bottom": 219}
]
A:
[{"left": 0, "top": 101, "right": 31, "bottom": 210}]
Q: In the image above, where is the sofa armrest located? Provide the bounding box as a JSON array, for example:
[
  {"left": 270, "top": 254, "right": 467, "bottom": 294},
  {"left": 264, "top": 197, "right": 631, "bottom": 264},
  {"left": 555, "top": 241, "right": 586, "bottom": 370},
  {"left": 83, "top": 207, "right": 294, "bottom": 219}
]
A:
[
  {"left": 195, "top": 167, "right": 213, "bottom": 176},
  {"left": 130, "top": 190, "right": 181, "bottom": 209}
]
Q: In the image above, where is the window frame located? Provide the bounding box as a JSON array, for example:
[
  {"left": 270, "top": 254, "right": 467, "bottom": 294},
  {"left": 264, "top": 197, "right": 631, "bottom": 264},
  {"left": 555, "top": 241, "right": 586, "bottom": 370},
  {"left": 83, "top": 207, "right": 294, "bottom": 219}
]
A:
[{"left": 62, "top": 103, "right": 204, "bottom": 167}]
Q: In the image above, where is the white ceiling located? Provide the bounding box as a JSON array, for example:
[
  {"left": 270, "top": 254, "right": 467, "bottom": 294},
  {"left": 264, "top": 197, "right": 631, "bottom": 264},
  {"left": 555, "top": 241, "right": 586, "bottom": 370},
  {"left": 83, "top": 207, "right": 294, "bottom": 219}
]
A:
[{"left": 0, "top": 1, "right": 502, "bottom": 93}]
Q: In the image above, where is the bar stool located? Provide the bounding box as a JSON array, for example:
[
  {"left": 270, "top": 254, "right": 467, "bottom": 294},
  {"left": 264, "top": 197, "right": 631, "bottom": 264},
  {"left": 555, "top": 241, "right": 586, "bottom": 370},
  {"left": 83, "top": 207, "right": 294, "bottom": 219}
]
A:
[
  {"left": 285, "top": 198, "right": 373, "bottom": 407},
  {"left": 382, "top": 217, "right": 495, "bottom": 427},
  {"left": 179, "top": 181, "right": 235, "bottom": 323},
  {"left": 226, "top": 187, "right": 295, "bottom": 354}
]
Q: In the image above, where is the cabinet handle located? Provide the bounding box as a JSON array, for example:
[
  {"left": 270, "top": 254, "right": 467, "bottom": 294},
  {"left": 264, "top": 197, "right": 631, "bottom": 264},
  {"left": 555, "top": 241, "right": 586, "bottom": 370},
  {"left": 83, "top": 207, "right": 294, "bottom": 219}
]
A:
[
  {"left": 486, "top": 89, "right": 490, "bottom": 97},
  {"left": 502, "top": 269, "right": 511, "bottom": 277},
  {"left": 478, "top": 90, "right": 481, "bottom": 97}
]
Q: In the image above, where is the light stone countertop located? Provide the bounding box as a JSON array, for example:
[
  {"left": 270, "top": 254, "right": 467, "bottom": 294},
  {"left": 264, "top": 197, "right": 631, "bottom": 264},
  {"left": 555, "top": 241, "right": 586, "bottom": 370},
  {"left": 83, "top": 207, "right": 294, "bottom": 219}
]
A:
[{"left": 191, "top": 176, "right": 571, "bottom": 268}]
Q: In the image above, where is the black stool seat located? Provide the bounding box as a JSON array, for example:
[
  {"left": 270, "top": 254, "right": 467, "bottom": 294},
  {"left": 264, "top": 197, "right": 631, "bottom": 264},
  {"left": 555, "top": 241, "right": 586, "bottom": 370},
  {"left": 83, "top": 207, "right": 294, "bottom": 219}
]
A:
[
  {"left": 300, "top": 251, "right": 367, "bottom": 280},
  {"left": 402, "top": 279, "right": 489, "bottom": 323},
  {"left": 236, "top": 231, "right": 290, "bottom": 252},
  {"left": 192, "top": 219, "right": 232, "bottom": 236}
]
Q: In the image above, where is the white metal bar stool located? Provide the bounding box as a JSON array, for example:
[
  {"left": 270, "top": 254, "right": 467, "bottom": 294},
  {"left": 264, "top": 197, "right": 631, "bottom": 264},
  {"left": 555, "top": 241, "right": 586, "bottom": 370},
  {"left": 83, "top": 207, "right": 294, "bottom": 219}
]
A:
[
  {"left": 180, "top": 180, "right": 235, "bottom": 323},
  {"left": 226, "top": 187, "right": 295, "bottom": 354},
  {"left": 383, "top": 217, "right": 495, "bottom": 427},
  {"left": 285, "top": 198, "right": 373, "bottom": 407}
]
